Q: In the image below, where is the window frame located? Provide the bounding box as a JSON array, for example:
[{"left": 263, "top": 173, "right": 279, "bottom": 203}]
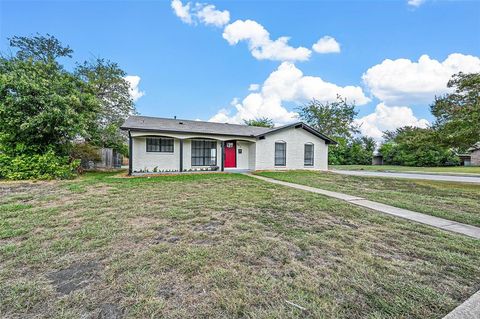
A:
[
  {"left": 191, "top": 139, "right": 217, "bottom": 166},
  {"left": 274, "top": 141, "right": 286, "bottom": 166},
  {"left": 304, "top": 143, "right": 314, "bottom": 166},
  {"left": 146, "top": 137, "right": 174, "bottom": 153}
]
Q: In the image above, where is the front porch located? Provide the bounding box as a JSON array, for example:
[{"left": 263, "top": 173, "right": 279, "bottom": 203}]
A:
[{"left": 128, "top": 132, "right": 256, "bottom": 175}]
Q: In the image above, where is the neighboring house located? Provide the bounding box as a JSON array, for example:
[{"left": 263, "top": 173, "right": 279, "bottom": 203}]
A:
[
  {"left": 121, "top": 116, "right": 336, "bottom": 175},
  {"left": 372, "top": 151, "right": 383, "bottom": 165},
  {"left": 460, "top": 142, "right": 480, "bottom": 166}
]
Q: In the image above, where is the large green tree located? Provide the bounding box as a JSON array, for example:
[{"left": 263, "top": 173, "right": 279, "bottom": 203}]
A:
[
  {"left": 431, "top": 72, "right": 480, "bottom": 150},
  {"left": 379, "top": 127, "right": 459, "bottom": 167},
  {"left": 0, "top": 58, "right": 99, "bottom": 156},
  {"left": 298, "top": 96, "right": 359, "bottom": 139},
  {"left": 75, "top": 58, "right": 136, "bottom": 152},
  {"left": 0, "top": 34, "right": 99, "bottom": 156}
]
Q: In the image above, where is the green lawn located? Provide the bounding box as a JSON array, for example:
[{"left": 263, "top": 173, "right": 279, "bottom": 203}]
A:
[
  {"left": 331, "top": 165, "right": 480, "bottom": 175},
  {"left": 1, "top": 172, "right": 479, "bottom": 318},
  {"left": 255, "top": 170, "right": 480, "bottom": 227}
]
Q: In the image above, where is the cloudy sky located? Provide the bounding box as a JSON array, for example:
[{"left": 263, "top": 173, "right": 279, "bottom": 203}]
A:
[{"left": 1, "top": 0, "right": 479, "bottom": 139}]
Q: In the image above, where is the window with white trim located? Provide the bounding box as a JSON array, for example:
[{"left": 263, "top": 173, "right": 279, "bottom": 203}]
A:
[
  {"left": 146, "top": 137, "right": 174, "bottom": 152},
  {"left": 304, "top": 143, "right": 314, "bottom": 166},
  {"left": 274, "top": 142, "right": 286, "bottom": 166}
]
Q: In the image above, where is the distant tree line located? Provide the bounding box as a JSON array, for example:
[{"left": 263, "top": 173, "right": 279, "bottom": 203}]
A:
[
  {"left": 0, "top": 34, "right": 135, "bottom": 179},
  {"left": 379, "top": 73, "right": 479, "bottom": 166},
  {"left": 251, "top": 72, "right": 479, "bottom": 167}
]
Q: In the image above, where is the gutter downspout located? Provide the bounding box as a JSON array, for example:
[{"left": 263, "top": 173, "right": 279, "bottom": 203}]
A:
[
  {"left": 128, "top": 130, "right": 132, "bottom": 175},
  {"left": 221, "top": 141, "right": 225, "bottom": 172},
  {"left": 179, "top": 139, "right": 184, "bottom": 172}
]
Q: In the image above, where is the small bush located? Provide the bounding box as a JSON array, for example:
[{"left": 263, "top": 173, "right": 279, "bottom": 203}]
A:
[
  {"left": 70, "top": 143, "right": 101, "bottom": 169},
  {"left": 0, "top": 151, "right": 79, "bottom": 180}
]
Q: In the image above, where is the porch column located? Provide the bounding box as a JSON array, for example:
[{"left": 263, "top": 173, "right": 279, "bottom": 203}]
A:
[
  {"left": 221, "top": 141, "right": 225, "bottom": 171},
  {"left": 128, "top": 131, "right": 132, "bottom": 175},
  {"left": 179, "top": 139, "right": 184, "bottom": 172}
]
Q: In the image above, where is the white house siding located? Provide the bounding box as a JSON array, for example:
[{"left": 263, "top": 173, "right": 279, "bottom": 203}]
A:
[
  {"left": 235, "top": 141, "right": 251, "bottom": 170},
  {"left": 248, "top": 142, "right": 256, "bottom": 170},
  {"left": 254, "top": 127, "right": 328, "bottom": 170},
  {"left": 129, "top": 127, "right": 328, "bottom": 172},
  {"left": 131, "top": 137, "right": 180, "bottom": 172},
  {"left": 130, "top": 131, "right": 256, "bottom": 172},
  {"left": 471, "top": 149, "right": 480, "bottom": 166}
]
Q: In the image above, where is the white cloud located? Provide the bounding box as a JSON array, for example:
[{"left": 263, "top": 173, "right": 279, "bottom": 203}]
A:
[
  {"left": 355, "top": 103, "right": 429, "bottom": 140},
  {"left": 362, "top": 53, "right": 480, "bottom": 105},
  {"left": 209, "top": 62, "right": 370, "bottom": 125},
  {"left": 248, "top": 83, "right": 260, "bottom": 91},
  {"left": 196, "top": 4, "right": 230, "bottom": 27},
  {"left": 312, "top": 36, "right": 341, "bottom": 54},
  {"left": 223, "top": 20, "right": 311, "bottom": 62},
  {"left": 171, "top": 0, "right": 192, "bottom": 24},
  {"left": 171, "top": 1, "right": 316, "bottom": 61},
  {"left": 408, "top": 0, "right": 426, "bottom": 7},
  {"left": 124, "top": 75, "right": 145, "bottom": 102},
  {"left": 171, "top": 1, "right": 230, "bottom": 27}
]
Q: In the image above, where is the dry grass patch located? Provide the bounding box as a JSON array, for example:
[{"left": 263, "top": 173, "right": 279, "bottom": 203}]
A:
[{"left": 0, "top": 171, "right": 479, "bottom": 318}]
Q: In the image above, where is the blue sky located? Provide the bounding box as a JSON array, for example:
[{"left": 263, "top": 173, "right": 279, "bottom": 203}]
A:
[{"left": 1, "top": 0, "right": 479, "bottom": 139}]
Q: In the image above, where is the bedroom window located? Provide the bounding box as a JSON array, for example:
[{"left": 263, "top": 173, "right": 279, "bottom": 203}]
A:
[
  {"left": 191, "top": 140, "right": 217, "bottom": 166},
  {"left": 304, "top": 143, "right": 314, "bottom": 166},
  {"left": 274, "top": 141, "right": 286, "bottom": 166},
  {"left": 146, "top": 137, "right": 174, "bottom": 152}
]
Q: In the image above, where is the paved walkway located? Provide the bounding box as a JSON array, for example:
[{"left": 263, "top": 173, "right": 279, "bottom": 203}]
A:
[
  {"left": 247, "top": 174, "right": 480, "bottom": 239},
  {"left": 443, "top": 290, "right": 480, "bottom": 319},
  {"left": 331, "top": 169, "right": 480, "bottom": 184}
]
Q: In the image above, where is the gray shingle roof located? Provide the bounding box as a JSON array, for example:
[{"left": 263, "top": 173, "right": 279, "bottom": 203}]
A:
[
  {"left": 468, "top": 142, "right": 480, "bottom": 152},
  {"left": 121, "top": 115, "right": 336, "bottom": 144},
  {"left": 121, "top": 116, "right": 274, "bottom": 136}
]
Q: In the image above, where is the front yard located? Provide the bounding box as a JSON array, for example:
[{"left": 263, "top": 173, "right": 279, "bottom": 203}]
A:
[
  {"left": 1, "top": 172, "right": 479, "bottom": 318},
  {"left": 256, "top": 170, "right": 480, "bottom": 227}
]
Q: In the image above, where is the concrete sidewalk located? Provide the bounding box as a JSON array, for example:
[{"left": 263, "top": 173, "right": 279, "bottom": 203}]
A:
[
  {"left": 248, "top": 174, "right": 480, "bottom": 239},
  {"left": 443, "top": 290, "right": 480, "bottom": 319},
  {"left": 331, "top": 169, "right": 480, "bottom": 184}
]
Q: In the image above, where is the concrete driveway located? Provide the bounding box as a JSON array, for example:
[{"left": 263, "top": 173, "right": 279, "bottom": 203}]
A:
[{"left": 331, "top": 170, "right": 480, "bottom": 184}]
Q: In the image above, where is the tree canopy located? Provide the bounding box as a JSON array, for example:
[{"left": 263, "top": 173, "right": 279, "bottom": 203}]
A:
[
  {"left": 379, "top": 127, "right": 458, "bottom": 167},
  {"left": 1, "top": 34, "right": 135, "bottom": 156},
  {"left": 431, "top": 72, "right": 480, "bottom": 150},
  {"left": 75, "top": 58, "right": 136, "bottom": 151},
  {"left": 243, "top": 117, "right": 274, "bottom": 128},
  {"left": 329, "top": 136, "right": 376, "bottom": 165},
  {"left": 0, "top": 58, "right": 99, "bottom": 156},
  {"left": 8, "top": 33, "right": 73, "bottom": 63},
  {"left": 298, "top": 96, "right": 359, "bottom": 139}
]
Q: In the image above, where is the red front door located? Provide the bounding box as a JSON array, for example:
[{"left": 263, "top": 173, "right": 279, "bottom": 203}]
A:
[{"left": 224, "top": 141, "right": 236, "bottom": 168}]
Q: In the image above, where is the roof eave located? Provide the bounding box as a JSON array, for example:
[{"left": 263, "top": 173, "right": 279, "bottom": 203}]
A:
[
  {"left": 119, "top": 127, "right": 259, "bottom": 138},
  {"left": 256, "top": 122, "right": 337, "bottom": 145}
]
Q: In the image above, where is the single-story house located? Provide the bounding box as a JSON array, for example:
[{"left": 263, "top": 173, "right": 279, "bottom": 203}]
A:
[
  {"left": 121, "top": 116, "right": 336, "bottom": 175},
  {"left": 459, "top": 142, "right": 480, "bottom": 166}
]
